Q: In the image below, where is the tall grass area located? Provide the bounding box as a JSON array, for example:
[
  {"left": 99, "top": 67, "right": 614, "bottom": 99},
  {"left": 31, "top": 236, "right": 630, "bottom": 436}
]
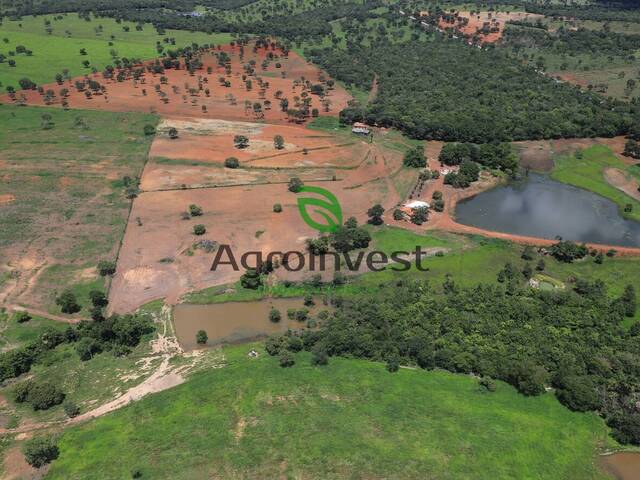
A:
[
  {"left": 45, "top": 344, "right": 610, "bottom": 480},
  {"left": 551, "top": 144, "right": 640, "bottom": 221},
  {"left": 0, "top": 13, "right": 233, "bottom": 89}
]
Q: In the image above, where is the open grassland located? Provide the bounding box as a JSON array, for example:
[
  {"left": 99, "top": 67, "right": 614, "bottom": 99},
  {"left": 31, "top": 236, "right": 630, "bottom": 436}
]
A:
[
  {"left": 551, "top": 145, "right": 640, "bottom": 222},
  {"left": 0, "top": 13, "right": 233, "bottom": 89},
  {"left": 45, "top": 344, "right": 610, "bottom": 480},
  {"left": 0, "top": 104, "right": 157, "bottom": 314}
]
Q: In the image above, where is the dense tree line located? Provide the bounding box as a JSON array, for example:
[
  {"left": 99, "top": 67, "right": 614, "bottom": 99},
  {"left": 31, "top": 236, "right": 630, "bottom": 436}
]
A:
[
  {"left": 268, "top": 277, "right": 640, "bottom": 444},
  {"left": 503, "top": 25, "right": 640, "bottom": 57},
  {"left": 0, "top": 313, "right": 153, "bottom": 383},
  {"left": 310, "top": 39, "right": 636, "bottom": 142}
]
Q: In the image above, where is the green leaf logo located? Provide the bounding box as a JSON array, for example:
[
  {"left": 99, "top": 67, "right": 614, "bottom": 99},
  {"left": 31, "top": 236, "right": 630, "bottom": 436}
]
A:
[{"left": 297, "top": 186, "right": 343, "bottom": 233}]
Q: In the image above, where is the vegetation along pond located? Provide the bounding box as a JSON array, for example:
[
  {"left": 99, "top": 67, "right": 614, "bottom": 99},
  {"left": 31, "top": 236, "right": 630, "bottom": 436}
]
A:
[
  {"left": 455, "top": 174, "right": 640, "bottom": 247},
  {"left": 173, "top": 298, "right": 327, "bottom": 350}
]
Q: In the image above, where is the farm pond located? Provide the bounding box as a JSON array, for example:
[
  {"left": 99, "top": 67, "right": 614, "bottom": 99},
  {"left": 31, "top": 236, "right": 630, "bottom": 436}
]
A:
[
  {"left": 600, "top": 452, "right": 640, "bottom": 480},
  {"left": 455, "top": 174, "right": 640, "bottom": 248},
  {"left": 173, "top": 297, "right": 328, "bottom": 350}
]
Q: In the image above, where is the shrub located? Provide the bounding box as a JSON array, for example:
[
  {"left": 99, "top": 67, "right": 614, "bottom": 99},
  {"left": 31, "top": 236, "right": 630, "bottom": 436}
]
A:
[
  {"left": 63, "top": 400, "right": 80, "bottom": 418},
  {"left": 393, "top": 209, "right": 405, "bottom": 221},
  {"left": 143, "top": 124, "right": 156, "bottom": 136},
  {"left": 189, "top": 204, "right": 203, "bottom": 216},
  {"left": 196, "top": 330, "right": 208, "bottom": 345},
  {"left": 279, "top": 352, "right": 295, "bottom": 367},
  {"left": 193, "top": 224, "right": 206, "bottom": 235},
  {"left": 22, "top": 436, "right": 59, "bottom": 468},
  {"left": 224, "top": 157, "right": 239, "bottom": 169},
  {"left": 97, "top": 260, "right": 116, "bottom": 276},
  {"left": 55, "top": 291, "right": 81, "bottom": 314},
  {"left": 288, "top": 177, "right": 304, "bottom": 193},
  {"left": 168, "top": 127, "right": 178, "bottom": 139},
  {"left": 311, "top": 348, "right": 328, "bottom": 366},
  {"left": 274, "top": 134, "right": 285, "bottom": 149},
  {"left": 13, "top": 311, "right": 31, "bottom": 323},
  {"left": 240, "top": 268, "right": 262, "bottom": 289},
  {"left": 269, "top": 308, "right": 281, "bottom": 323},
  {"left": 479, "top": 377, "right": 497, "bottom": 392},
  {"left": 233, "top": 135, "right": 249, "bottom": 149},
  {"left": 386, "top": 356, "right": 400, "bottom": 373},
  {"left": 303, "top": 294, "right": 315, "bottom": 307},
  {"left": 273, "top": 203, "right": 282, "bottom": 213},
  {"left": 26, "top": 381, "right": 65, "bottom": 410}
]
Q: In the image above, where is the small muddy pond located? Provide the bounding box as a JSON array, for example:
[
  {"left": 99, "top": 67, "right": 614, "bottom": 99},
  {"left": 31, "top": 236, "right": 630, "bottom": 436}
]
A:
[
  {"left": 600, "top": 452, "right": 640, "bottom": 480},
  {"left": 173, "top": 298, "right": 328, "bottom": 350},
  {"left": 455, "top": 174, "right": 640, "bottom": 247}
]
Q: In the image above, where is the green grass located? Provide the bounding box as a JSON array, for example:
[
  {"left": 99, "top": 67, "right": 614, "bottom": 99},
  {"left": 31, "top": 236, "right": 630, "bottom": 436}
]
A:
[
  {"left": 551, "top": 144, "right": 640, "bottom": 221},
  {"left": 45, "top": 344, "right": 610, "bottom": 479},
  {"left": 0, "top": 13, "right": 233, "bottom": 89},
  {"left": 0, "top": 104, "right": 157, "bottom": 312},
  {"left": 0, "top": 309, "right": 68, "bottom": 351}
]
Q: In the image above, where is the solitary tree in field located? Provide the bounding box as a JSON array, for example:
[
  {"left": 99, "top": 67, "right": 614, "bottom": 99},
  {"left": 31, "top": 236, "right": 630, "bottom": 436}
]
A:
[
  {"left": 367, "top": 204, "right": 385, "bottom": 225},
  {"left": 234, "top": 135, "right": 249, "bottom": 149}
]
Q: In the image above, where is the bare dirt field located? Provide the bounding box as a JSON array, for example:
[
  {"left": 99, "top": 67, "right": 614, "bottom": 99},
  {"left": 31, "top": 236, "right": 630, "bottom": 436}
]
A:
[
  {"left": 436, "top": 11, "right": 545, "bottom": 43},
  {"left": 3, "top": 45, "right": 351, "bottom": 125},
  {"left": 110, "top": 135, "right": 404, "bottom": 313}
]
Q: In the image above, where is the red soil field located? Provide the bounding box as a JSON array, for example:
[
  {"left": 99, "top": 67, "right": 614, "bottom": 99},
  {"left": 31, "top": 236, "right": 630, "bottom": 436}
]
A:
[
  {"left": 434, "top": 11, "right": 545, "bottom": 43},
  {"left": 1, "top": 45, "right": 351, "bottom": 124},
  {"left": 110, "top": 136, "right": 405, "bottom": 313}
]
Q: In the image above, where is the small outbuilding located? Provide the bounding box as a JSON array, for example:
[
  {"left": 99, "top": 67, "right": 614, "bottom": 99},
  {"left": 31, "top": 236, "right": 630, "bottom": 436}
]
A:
[{"left": 352, "top": 122, "right": 371, "bottom": 135}]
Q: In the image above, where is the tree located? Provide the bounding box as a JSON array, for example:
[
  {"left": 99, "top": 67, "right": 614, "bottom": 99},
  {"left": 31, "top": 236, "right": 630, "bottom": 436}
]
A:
[
  {"left": 233, "top": 135, "right": 249, "bottom": 149},
  {"left": 619, "top": 285, "right": 637, "bottom": 318},
  {"left": 22, "top": 437, "right": 59, "bottom": 468},
  {"left": 168, "top": 127, "right": 178, "bottom": 139},
  {"left": 196, "top": 330, "right": 208, "bottom": 345},
  {"left": 555, "top": 376, "right": 601, "bottom": 412},
  {"left": 89, "top": 290, "right": 108, "bottom": 308},
  {"left": 193, "top": 224, "right": 206, "bottom": 235},
  {"left": 274, "top": 135, "right": 285, "bottom": 150},
  {"left": 269, "top": 308, "right": 281, "bottom": 323},
  {"left": 98, "top": 260, "right": 116, "bottom": 276},
  {"left": 240, "top": 268, "right": 262, "bottom": 289},
  {"left": 189, "top": 204, "right": 203, "bottom": 216},
  {"left": 367, "top": 204, "right": 385, "bottom": 225},
  {"left": 623, "top": 139, "right": 640, "bottom": 159},
  {"left": 279, "top": 351, "right": 295, "bottom": 367},
  {"left": 403, "top": 146, "right": 426, "bottom": 168},
  {"left": 273, "top": 203, "right": 282, "bottom": 213},
  {"left": 76, "top": 337, "right": 102, "bottom": 361},
  {"left": 288, "top": 177, "right": 304, "bottom": 193},
  {"left": 143, "top": 124, "right": 156, "bottom": 136},
  {"left": 411, "top": 207, "right": 428, "bottom": 225},
  {"left": 536, "top": 258, "right": 545, "bottom": 271},
  {"left": 224, "top": 157, "right": 239, "bottom": 169},
  {"left": 56, "top": 291, "right": 81, "bottom": 314},
  {"left": 26, "top": 381, "right": 65, "bottom": 410},
  {"left": 18, "top": 77, "right": 36, "bottom": 90},
  {"left": 549, "top": 240, "right": 588, "bottom": 263}
]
